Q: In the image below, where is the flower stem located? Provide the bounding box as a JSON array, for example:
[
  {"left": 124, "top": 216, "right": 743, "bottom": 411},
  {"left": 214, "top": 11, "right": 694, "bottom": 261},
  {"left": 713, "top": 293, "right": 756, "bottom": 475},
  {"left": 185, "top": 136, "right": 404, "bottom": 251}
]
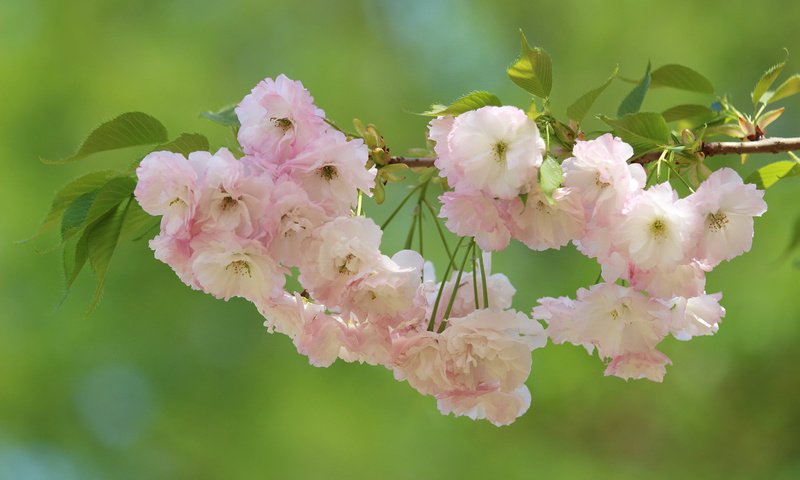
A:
[
  {"left": 423, "top": 198, "right": 453, "bottom": 265},
  {"left": 439, "top": 239, "right": 475, "bottom": 332},
  {"left": 477, "top": 247, "right": 489, "bottom": 309},
  {"left": 665, "top": 161, "right": 696, "bottom": 193},
  {"left": 428, "top": 236, "right": 466, "bottom": 332},
  {"left": 380, "top": 181, "right": 426, "bottom": 230},
  {"left": 471, "top": 247, "right": 479, "bottom": 310}
]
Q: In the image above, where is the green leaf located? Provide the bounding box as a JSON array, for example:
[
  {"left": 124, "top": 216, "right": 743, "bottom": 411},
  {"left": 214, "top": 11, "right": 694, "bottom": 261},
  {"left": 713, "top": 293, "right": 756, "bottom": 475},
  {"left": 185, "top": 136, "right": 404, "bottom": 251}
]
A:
[
  {"left": 62, "top": 227, "right": 91, "bottom": 292},
  {"left": 87, "top": 199, "right": 130, "bottom": 315},
  {"left": 566, "top": 67, "right": 618, "bottom": 123},
  {"left": 26, "top": 170, "right": 121, "bottom": 242},
  {"left": 119, "top": 200, "right": 159, "bottom": 242},
  {"left": 155, "top": 133, "right": 210, "bottom": 156},
  {"left": 44, "top": 112, "right": 168, "bottom": 165},
  {"left": 507, "top": 30, "right": 552, "bottom": 98},
  {"left": 538, "top": 156, "right": 563, "bottom": 204},
  {"left": 617, "top": 62, "right": 651, "bottom": 117},
  {"left": 420, "top": 91, "right": 502, "bottom": 116},
  {"left": 745, "top": 160, "right": 800, "bottom": 189},
  {"left": 61, "top": 176, "right": 136, "bottom": 242},
  {"left": 766, "top": 74, "right": 800, "bottom": 104},
  {"left": 601, "top": 112, "right": 671, "bottom": 154},
  {"left": 201, "top": 105, "right": 240, "bottom": 127},
  {"left": 650, "top": 64, "right": 714, "bottom": 94},
  {"left": 661, "top": 104, "right": 715, "bottom": 122},
  {"left": 752, "top": 60, "right": 786, "bottom": 104}
]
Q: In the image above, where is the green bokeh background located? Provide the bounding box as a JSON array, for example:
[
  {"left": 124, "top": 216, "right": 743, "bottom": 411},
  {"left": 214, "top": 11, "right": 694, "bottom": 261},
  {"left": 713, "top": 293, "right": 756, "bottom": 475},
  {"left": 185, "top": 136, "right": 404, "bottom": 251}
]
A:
[{"left": 2, "top": 0, "right": 799, "bottom": 478}]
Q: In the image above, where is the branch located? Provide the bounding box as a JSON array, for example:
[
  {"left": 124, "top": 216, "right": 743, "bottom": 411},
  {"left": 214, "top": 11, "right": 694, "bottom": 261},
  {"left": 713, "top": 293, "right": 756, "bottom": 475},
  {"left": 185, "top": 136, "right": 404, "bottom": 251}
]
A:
[{"left": 388, "top": 137, "right": 800, "bottom": 168}]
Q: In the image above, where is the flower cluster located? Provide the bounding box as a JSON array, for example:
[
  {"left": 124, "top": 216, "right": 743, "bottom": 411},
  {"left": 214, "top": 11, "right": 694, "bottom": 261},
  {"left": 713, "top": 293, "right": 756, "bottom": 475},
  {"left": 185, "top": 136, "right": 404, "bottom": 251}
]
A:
[
  {"left": 431, "top": 106, "right": 585, "bottom": 252},
  {"left": 430, "top": 111, "right": 767, "bottom": 382},
  {"left": 135, "top": 76, "right": 549, "bottom": 426},
  {"left": 132, "top": 72, "right": 770, "bottom": 425}
]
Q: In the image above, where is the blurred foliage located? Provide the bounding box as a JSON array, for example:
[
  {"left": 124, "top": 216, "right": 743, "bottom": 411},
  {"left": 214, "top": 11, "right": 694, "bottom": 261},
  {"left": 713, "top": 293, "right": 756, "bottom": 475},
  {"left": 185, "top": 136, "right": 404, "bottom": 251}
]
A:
[{"left": 1, "top": 0, "right": 799, "bottom": 478}]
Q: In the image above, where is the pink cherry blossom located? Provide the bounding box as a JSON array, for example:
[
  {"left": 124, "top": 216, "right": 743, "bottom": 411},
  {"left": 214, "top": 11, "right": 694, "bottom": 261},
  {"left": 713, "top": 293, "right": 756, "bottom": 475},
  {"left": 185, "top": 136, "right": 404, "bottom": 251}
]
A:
[
  {"left": 438, "top": 191, "right": 512, "bottom": 251},
  {"left": 343, "top": 250, "right": 424, "bottom": 328},
  {"left": 392, "top": 330, "right": 451, "bottom": 396},
  {"left": 267, "top": 177, "right": 330, "bottom": 267},
  {"left": 666, "top": 293, "right": 725, "bottom": 341},
  {"left": 135, "top": 151, "right": 199, "bottom": 235},
  {"left": 507, "top": 187, "right": 586, "bottom": 251},
  {"left": 686, "top": 167, "right": 767, "bottom": 268},
  {"left": 195, "top": 148, "right": 273, "bottom": 239},
  {"left": 190, "top": 233, "right": 285, "bottom": 303},
  {"left": 299, "top": 216, "right": 384, "bottom": 307},
  {"left": 441, "top": 309, "right": 546, "bottom": 392},
  {"left": 235, "top": 74, "right": 329, "bottom": 162},
  {"left": 562, "top": 133, "right": 645, "bottom": 224},
  {"left": 436, "top": 385, "right": 532, "bottom": 427},
  {"left": 604, "top": 350, "right": 672, "bottom": 382},
  {"left": 534, "top": 283, "right": 670, "bottom": 360},
  {"left": 613, "top": 183, "right": 698, "bottom": 270},
  {"left": 432, "top": 106, "right": 545, "bottom": 199},
  {"left": 282, "top": 133, "right": 375, "bottom": 216}
]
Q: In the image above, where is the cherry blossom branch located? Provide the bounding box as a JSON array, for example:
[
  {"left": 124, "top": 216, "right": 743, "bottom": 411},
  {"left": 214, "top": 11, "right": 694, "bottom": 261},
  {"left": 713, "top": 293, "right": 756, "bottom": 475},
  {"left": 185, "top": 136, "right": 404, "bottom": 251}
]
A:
[{"left": 387, "top": 136, "right": 800, "bottom": 168}]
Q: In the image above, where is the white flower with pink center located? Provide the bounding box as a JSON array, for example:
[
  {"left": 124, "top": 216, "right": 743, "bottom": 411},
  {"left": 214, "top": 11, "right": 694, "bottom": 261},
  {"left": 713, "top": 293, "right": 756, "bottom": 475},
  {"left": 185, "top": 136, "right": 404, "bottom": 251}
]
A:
[
  {"left": 508, "top": 186, "right": 586, "bottom": 251},
  {"left": 235, "top": 74, "right": 329, "bottom": 162},
  {"left": 299, "top": 216, "right": 383, "bottom": 306},
  {"left": 190, "top": 233, "right": 284, "bottom": 303},
  {"left": 666, "top": 293, "right": 725, "bottom": 341},
  {"left": 194, "top": 148, "right": 272, "bottom": 238},
  {"left": 135, "top": 151, "right": 200, "bottom": 235},
  {"left": 283, "top": 133, "right": 375, "bottom": 215},
  {"left": 604, "top": 350, "right": 672, "bottom": 382},
  {"left": 267, "top": 177, "right": 330, "bottom": 267},
  {"left": 392, "top": 330, "right": 451, "bottom": 396},
  {"left": 436, "top": 385, "right": 532, "bottom": 427},
  {"left": 562, "top": 134, "right": 646, "bottom": 220},
  {"left": 438, "top": 191, "right": 512, "bottom": 251},
  {"left": 535, "top": 283, "right": 670, "bottom": 360},
  {"left": 614, "top": 183, "right": 698, "bottom": 270},
  {"left": 686, "top": 168, "right": 767, "bottom": 268},
  {"left": 432, "top": 106, "right": 544, "bottom": 199},
  {"left": 441, "top": 309, "right": 546, "bottom": 392},
  {"left": 344, "top": 250, "right": 424, "bottom": 327}
]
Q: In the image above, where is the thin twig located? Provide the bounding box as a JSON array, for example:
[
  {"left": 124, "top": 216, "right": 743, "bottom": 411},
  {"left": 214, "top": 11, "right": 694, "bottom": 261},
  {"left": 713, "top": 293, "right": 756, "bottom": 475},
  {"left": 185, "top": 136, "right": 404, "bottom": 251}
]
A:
[{"left": 390, "top": 137, "right": 800, "bottom": 167}]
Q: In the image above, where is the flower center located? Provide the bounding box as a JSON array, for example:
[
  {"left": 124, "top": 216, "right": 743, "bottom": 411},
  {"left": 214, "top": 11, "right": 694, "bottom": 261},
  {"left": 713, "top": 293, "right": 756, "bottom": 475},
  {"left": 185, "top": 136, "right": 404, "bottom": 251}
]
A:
[
  {"left": 649, "top": 218, "right": 667, "bottom": 239},
  {"left": 226, "top": 260, "right": 252, "bottom": 278},
  {"left": 319, "top": 165, "right": 339, "bottom": 181},
  {"left": 594, "top": 172, "right": 611, "bottom": 189},
  {"left": 168, "top": 197, "right": 184, "bottom": 207},
  {"left": 337, "top": 253, "right": 357, "bottom": 275},
  {"left": 221, "top": 196, "right": 239, "bottom": 211},
  {"left": 536, "top": 200, "right": 551, "bottom": 214},
  {"left": 271, "top": 117, "right": 293, "bottom": 132},
  {"left": 706, "top": 211, "right": 729, "bottom": 232},
  {"left": 493, "top": 141, "right": 508, "bottom": 162}
]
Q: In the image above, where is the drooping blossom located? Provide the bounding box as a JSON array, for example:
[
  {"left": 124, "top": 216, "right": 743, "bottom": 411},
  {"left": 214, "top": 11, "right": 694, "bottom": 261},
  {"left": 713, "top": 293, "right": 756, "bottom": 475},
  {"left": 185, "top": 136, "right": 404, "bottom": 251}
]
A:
[
  {"left": 283, "top": 133, "right": 376, "bottom": 215},
  {"left": 507, "top": 186, "right": 586, "bottom": 251},
  {"left": 190, "top": 233, "right": 285, "bottom": 303},
  {"left": 194, "top": 148, "right": 273, "bottom": 238},
  {"left": 235, "top": 74, "right": 329, "bottom": 162},
  {"left": 687, "top": 168, "right": 767, "bottom": 268},
  {"left": 430, "top": 106, "right": 545, "bottom": 199},
  {"left": 438, "top": 191, "right": 512, "bottom": 251},
  {"left": 613, "top": 183, "right": 698, "bottom": 270},
  {"left": 135, "top": 151, "right": 200, "bottom": 235}
]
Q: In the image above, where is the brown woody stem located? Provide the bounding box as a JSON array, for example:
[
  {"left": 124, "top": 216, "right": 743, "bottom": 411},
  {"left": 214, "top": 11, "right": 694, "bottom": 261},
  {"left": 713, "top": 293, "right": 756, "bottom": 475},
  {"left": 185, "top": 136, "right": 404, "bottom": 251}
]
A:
[{"left": 388, "top": 137, "right": 800, "bottom": 168}]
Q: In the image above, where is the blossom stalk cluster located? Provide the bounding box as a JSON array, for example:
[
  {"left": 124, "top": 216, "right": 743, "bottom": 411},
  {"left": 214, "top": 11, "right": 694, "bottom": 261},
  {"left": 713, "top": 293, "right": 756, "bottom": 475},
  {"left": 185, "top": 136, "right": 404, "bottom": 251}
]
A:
[
  {"left": 431, "top": 107, "right": 767, "bottom": 382},
  {"left": 134, "top": 75, "right": 767, "bottom": 426}
]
